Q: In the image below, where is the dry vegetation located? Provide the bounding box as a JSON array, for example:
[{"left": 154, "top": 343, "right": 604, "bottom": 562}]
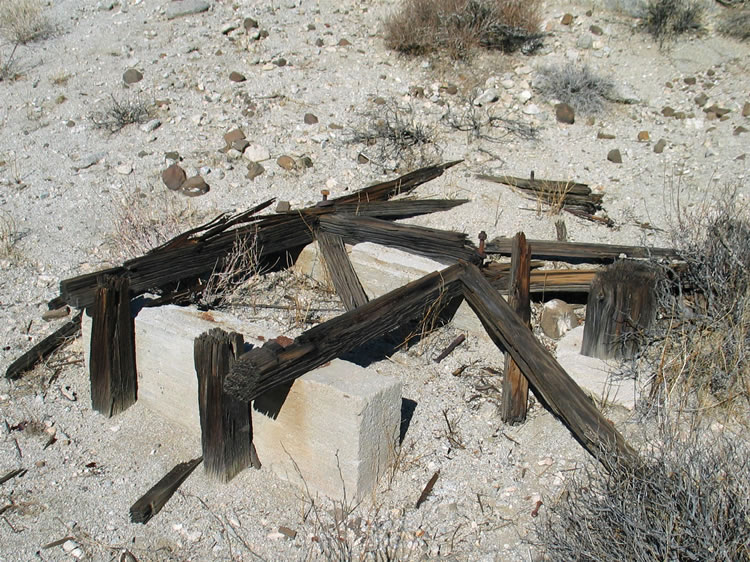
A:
[
  {"left": 0, "top": 209, "right": 17, "bottom": 259},
  {"left": 719, "top": 7, "right": 750, "bottom": 41},
  {"left": 644, "top": 0, "right": 703, "bottom": 45},
  {"left": 0, "top": 0, "right": 49, "bottom": 44},
  {"left": 384, "top": 0, "right": 543, "bottom": 59},
  {"left": 534, "top": 63, "right": 616, "bottom": 115},
  {"left": 90, "top": 94, "right": 151, "bottom": 133}
]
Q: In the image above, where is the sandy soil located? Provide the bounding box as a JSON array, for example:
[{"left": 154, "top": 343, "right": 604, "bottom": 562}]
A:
[{"left": 0, "top": 0, "right": 748, "bottom": 560}]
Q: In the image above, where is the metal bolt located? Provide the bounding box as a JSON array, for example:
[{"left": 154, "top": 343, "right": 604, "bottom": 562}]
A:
[
  {"left": 478, "top": 231, "right": 487, "bottom": 258},
  {"left": 320, "top": 189, "right": 329, "bottom": 201}
]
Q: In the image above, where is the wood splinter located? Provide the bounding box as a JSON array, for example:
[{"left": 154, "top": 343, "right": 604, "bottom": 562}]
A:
[
  {"left": 416, "top": 470, "right": 440, "bottom": 509},
  {"left": 434, "top": 334, "right": 466, "bottom": 363},
  {"left": 129, "top": 457, "right": 203, "bottom": 524}
]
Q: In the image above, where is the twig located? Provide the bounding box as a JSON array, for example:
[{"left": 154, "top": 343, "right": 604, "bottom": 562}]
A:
[
  {"left": 416, "top": 471, "right": 440, "bottom": 509},
  {"left": 0, "top": 468, "right": 26, "bottom": 485},
  {"left": 434, "top": 334, "right": 466, "bottom": 363}
]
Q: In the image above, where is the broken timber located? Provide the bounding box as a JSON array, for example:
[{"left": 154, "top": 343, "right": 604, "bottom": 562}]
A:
[
  {"left": 226, "top": 261, "right": 637, "bottom": 469},
  {"left": 501, "top": 233, "right": 531, "bottom": 424},
  {"left": 129, "top": 457, "right": 203, "bottom": 524},
  {"left": 195, "top": 328, "right": 258, "bottom": 482},
  {"left": 56, "top": 162, "right": 465, "bottom": 310},
  {"left": 89, "top": 275, "right": 137, "bottom": 417},
  {"left": 5, "top": 311, "right": 82, "bottom": 380},
  {"left": 317, "top": 231, "right": 369, "bottom": 311}
]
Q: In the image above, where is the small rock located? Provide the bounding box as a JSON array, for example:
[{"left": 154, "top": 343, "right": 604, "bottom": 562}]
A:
[
  {"left": 243, "top": 143, "right": 270, "bottom": 162},
  {"left": 166, "top": 0, "right": 210, "bottom": 20},
  {"left": 232, "top": 139, "right": 250, "bottom": 153},
  {"left": 589, "top": 24, "right": 603, "bottom": 35},
  {"left": 607, "top": 148, "right": 622, "bottom": 163},
  {"left": 522, "top": 103, "right": 540, "bottom": 115},
  {"left": 243, "top": 17, "right": 258, "bottom": 30},
  {"left": 561, "top": 13, "right": 574, "bottom": 25},
  {"left": 62, "top": 540, "right": 78, "bottom": 553},
  {"left": 229, "top": 71, "right": 246, "bottom": 82},
  {"left": 576, "top": 35, "right": 593, "bottom": 49},
  {"left": 372, "top": 96, "right": 386, "bottom": 105},
  {"left": 742, "top": 102, "right": 750, "bottom": 118},
  {"left": 735, "top": 126, "right": 748, "bottom": 136},
  {"left": 115, "top": 163, "right": 133, "bottom": 175},
  {"left": 140, "top": 119, "right": 161, "bottom": 132},
  {"left": 165, "top": 151, "right": 180, "bottom": 161},
  {"left": 440, "top": 84, "right": 458, "bottom": 95},
  {"left": 277, "top": 155, "right": 295, "bottom": 170},
  {"left": 357, "top": 153, "right": 369, "bottom": 164},
  {"left": 123, "top": 68, "right": 143, "bottom": 84},
  {"left": 298, "top": 156, "right": 313, "bottom": 168},
  {"left": 500, "top": 79, "right": 514, "bottom": 89},
  {"left": 517, "top": 90, "right": 532, "bottom": 103},
  {"left": 703, "top": 104, "right": 730, "bottom": 117},
  {"left": 74, "top": 152, "right": 107, "bottom": 171},
  {"left": 162, "top": 163, "right": 187, "bottom": 190},
  {"left": 329, "top": 123, "right": 343, "bottom": 130},
  {"left": 337, "top": 38, "right": 351, "bottom": 47},
  {"left": 181, "top": 175, "right": 210, "bottom": 196},
  {"left": 276, "top": 201, "right": 291, "bottom": 213},
  {"left": 273, "top": 58, "right": 287, "bottom": 67},
  {"left": 653, "top": 139, "right": 667, "bottom": 154},
  {"left": 661, "top": 106, "right": 675, "bottom": 117},
  {"left": 474, "top": 88, "right": 499, "bottom": 106},
  {"left": 637, "top": 130, "right": 649, "bottom": 142},
  {"left": 278, "top": 526, "right": 297, "bottom": 539},
  {"left": 683, "top": 76, "right": 696, "bottom": 85},
  {"left": 221, "top": 23, "right": 238, "bottom": 35},
  {"left": 246, "top": 161, "right": 265, "bottom": 180},
  {"left": 540, "top": 299, "right": 577, "bottom": 339},
  {"left": 409, "top": 86, "right": 425, "bottom": 97},
  {"left": 303, "top": 113, "right": 318, "bottom": 125},
  {"left": 555, "top": 103, "right": 575, "bottom": 124},
  {"left": 597, "top": 131, "right": 616, "bottom": 139},
  {"left": 315, "top": 38, "right": 324, "bottom": 47},
  {"left": 694, "top": 93, "right": 708, "bottom": 107},
  {"left": 223, "top": 128, "right": 245, "bottom": 148},
  {"left": 66, "top": 120, "right": 75, "bottom": 127}
]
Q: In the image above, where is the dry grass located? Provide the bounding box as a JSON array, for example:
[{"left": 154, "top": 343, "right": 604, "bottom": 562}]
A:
[
  {"left": 535, "top": 418, "right": 750, "bottom": 561},
  {"left": 534, "top": 64, "right": 616, "bottom": 115},
  {"left": 442, "top": 91, "right": 538, "bottom": 143},
  {"left": 90, "top": 95, "right": 151, "bottom": 133},
  {"left": 199, "top": 233, "right": 264, "bottom": 309},
  {"left": 0, "top": 209, "right": 17, "bottom": 259},
  {"left": 719, "top": 7, "right": 750, "bottom": 41},
  {"left": 0, "top": 0, "right": 50, "bottom": 44},
  {"left": 384, "top": 0, "right": 543, "bottom": 59},
  {"left": 644, "top": 0, "right": 703, "bottom": 46}
]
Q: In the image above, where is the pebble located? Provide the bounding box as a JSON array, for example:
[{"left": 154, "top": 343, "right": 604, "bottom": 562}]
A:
[
  {"left": 181, "top": 175, "right": 209, "bottom": 196},
  {"left": 62, "top": 540, "right": 78, "bottom": 553},
  {"left": 162, "top": 163, "right": 187, "bottom": 190},
  {"left": 474, "top": 88, "right": 499, "bottom": 106},
  {"left": 277, "top": 155, "right": 296, "bottom": 170},
  {"left": 123, "top": 68, "right": 143, "bottom": 84},
  {"left": 246, "top": 161, "right": 265, "bottom": 180},
  {"left": 540, "top": 299, "right": 577, "bottom": 339},
  {"left": 500, "top": 79, "right": 514, "bottom": 89},
  {"left": 244, "top": 143, "right": 270, "bottom": 162},
  {"left": 303, "top": 113, "right": 318, "bottom": 125},
  {"left": 654, "top": 139, "right": 667, "bottom": 153},
  {"left": 166, "top": 0, "right": 210, "bottom": 20},
  {"left": 275, "top": 201, "right": 291, "bottom": 212},
  {"left": 243, "top": 17, "right": 258, "bottom": 30},
  {"left": 607, "top": 148, "right": 622, "bottom": 163},
  {"left": 555, "top": 103, "right": 575, "bottom": 124},
  {"left": 517, "top": 90, "right": 532, "bottom": 103},
  {"left": 74, "top": 152, "right": 106, "bottom": 171},
  {"left": 734, "top": 126, "right": 748, "bottom": 136},
  {"left": 637, "top": 130, "right": 650, "bottom": 141},
  {"left": 561, "top": 13, "right": 573, "bottom": 25},
  {"left": 522, "top": 103, "right": 540, "bottom": 115},
  {"left": 115, "top": 163, "right": 133, "bottom": 175},
  {"left": 576, "top": 35, "right": 593, "bottom": 49},
  {"left": 694, "top": 93, "right": 708, "bottom": 107},
  {"left": 590, "top": 24, "right": 603, "bottom": 36},
  {"left": 140, "top": 119, "right": 161, "bottom": 132},
  {"left": 742, "top": 102, "right": 750, "bottom": 117},
  {"left": 229, "top": 71, "right": 246, "bottom": 82},
  {"left": 223, "top": 128, "right": 245, "bottom": 147}
]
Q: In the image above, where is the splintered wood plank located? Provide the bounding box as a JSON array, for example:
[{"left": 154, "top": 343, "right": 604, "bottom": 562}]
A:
[
  {"left": 317, "top": 231, "right": 369, "bottom": 311},
  {"left": 5, "top": 312, "right": 82, "bottom": 380},
  {"left": 331, "top": 199, "right": 469, "bottom": 220},
  {"left": 501, "top": 233, "right": 530, "bottom": 424},
  {"left": 319, "top": 215, "right": 480, "bottom": 264},
  {"left": 482, "top": 264, "right": 597, "bottom": 294},
  {"left": 225, "top": 264, "right": 466, "bottom": 403},
  {"left": 486, "top": 237, "right": 678, "bottom": 263},
  {"left": 89, "top": 275, "right": 137, "bottom": 417},
  {"left": 130, "top": 457, "right": 203, "bottom": 524},
  {"left": 459, "top": 264, "right": 637, "bottom": 469},
  {"left": 194, "top": 328, "right": 256, "bottom": 482}
]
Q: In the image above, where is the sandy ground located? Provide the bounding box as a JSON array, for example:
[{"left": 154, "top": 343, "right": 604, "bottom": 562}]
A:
[{"left": 0, "top": 0, "right": 748, "bottom": 559}]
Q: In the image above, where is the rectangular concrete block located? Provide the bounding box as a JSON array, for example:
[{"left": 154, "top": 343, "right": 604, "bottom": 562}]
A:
[
  {"left": 294, "top": 241, "right": 489, "bottom": 337},
  {"left": 252, "top": 358, "right": 401, "bottom": 502}
]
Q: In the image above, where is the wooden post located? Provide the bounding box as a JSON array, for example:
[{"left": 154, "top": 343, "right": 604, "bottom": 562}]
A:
[
  {"left": 194, "top": 328, "right": 256, "bottom": 482},
  {"left": 582, "top": 260, "right": 659, "bottom": 360},
  {"left": 317, "top": 230, "right": 369, "bottom": 311},
  {"left": 501, "top": 233, "right": 531, "bottom": 424},
  {"left": 89, "top": 275, "right": 137, "bottom": 417}
]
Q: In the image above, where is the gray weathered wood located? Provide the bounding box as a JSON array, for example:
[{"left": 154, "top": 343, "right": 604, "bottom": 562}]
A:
[
  {"left": 486, "top": 237, "right": 678, "bottom": 263},
  {"left": 317, "top": 231, "right": 369, "bottom": 311},
  {"left": 130, "top": 457, "right": 203, "bottom": 524}
]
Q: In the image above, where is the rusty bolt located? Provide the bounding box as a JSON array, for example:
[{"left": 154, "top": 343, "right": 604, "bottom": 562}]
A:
[
  {"left": 320, "top": 189, "right": 329, "bottom": 201},
  {"left": 478, "top": 231, "right": 487, "bottom": 258}
]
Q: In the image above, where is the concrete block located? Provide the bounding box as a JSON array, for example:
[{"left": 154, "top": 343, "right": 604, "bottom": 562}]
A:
[
  {"left": 82, "top": 304, "right": 270, "bottom": 433},
  {"left": 556, "top": 326, "right": 640, "bottom": 410},
  {"left": 252, "top": 359, "right": 401, "bottom": 502},
  {"left": 294, "top": 241, "right": 488, "bottom": 337}
]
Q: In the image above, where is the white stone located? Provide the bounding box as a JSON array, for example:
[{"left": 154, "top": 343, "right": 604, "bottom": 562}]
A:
[
  {"left": 252, "top": 358, "right": 401, "bottom": 502},
  {"left": 517, "top": 90, "right": 532, "bottom": 103},
  {"left": 140, "top": 119, "right": 161, "bottom": 132},
  {"left": 474, "top": 88, "right": 499, "bottom": 106},
  {"left": 115, "top": 163, "right": 133, "bottom": 175},
  {"left": 243, "top": 143, "right": 271, "bottom": 162},
  {"left": 500, "top": 79, "right": 515, "bottom": 89},
  {"left": 539, "top": 299, "right": 578, "bottom": 339},
  {"left": 522, "top": 103, "right": 540, "bottom": 115},
  {"left": 555, "top": 326, "right": 640, "bottom": 410}
]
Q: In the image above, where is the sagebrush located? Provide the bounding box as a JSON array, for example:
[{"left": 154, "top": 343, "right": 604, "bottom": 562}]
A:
[
  {"left": 534, "top": 64, "right": 615, "bottom": 115},
  {"left": 91, "top": 95, "right": 151, "bottom": 133},
  {"left": 384, "top": 0, "right": 543, "bottom": 59},
  {"left": 535, "top": 419, "right": 750, "bottom": 561},
  {"left": 719, "top": 7, "right": 750, "bottom": 41},
  {"left": 0, "top": 0, "right": 49, "bottom": 44},
  {"left": 644, "top": 0, "right": 703, "bottom": 45}
]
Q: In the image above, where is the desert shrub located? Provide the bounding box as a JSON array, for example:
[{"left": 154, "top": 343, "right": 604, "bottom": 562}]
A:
[
  {"left": 0, "top": 0, "right": 50, "bottom": 44},
  {"left": 535, "top": 420, "right": 750, "bottom": 561},
  {"left": 644, "top": 0, "right": 703, "bottom": 45},
  {"left": 719, "top": 8, "right": 750, "bottom": 40},
  {"left": 0, "top": 209, "right": 17, "bottom": 258},
  {"left": 603, "top": 0, "right": 648, "bottom": 17},
  {"left": 350, "top": 102, "right": 441, "bottom": 171},
  {"left": 534, "top": 64, "right": 615, "bottom": 115},
  {"left": 442, "top": 90, "right": 538, "bottom": 143},
  {"left": 90, "top": 95, "right": 151, "bottom": 133},
  {"left": 384, "top": 0, "right": 543, "bottom": 59}
]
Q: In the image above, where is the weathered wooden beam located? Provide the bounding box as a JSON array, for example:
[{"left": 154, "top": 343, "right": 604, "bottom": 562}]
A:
[
  {"left": 130, "top": 457, "right": 203, "bottom": 524},
  {"left": 332, "top": 199, "right": 469, "bottom": 220},
  {"left": 317, "top": 231, "right": 369, "bottom": 311},
  {"left": 483, "top": 264, "right": 597, "bottom": 294},
  {"left": 225, "top": 264, "right": 466, "bottom": 402},
  {"left": 319, "top": 215, "right": 480, "bottom": 264},
  {"left": 459, "top": 263, "right": 637, "bottom": 469},
  {"left": 5, "top": 312, "right": 82, "bottom": 380},
  {"left": 486, "top": 237, "right": 678, "bottom": 263},
  {"left": 501, "top": 233, "right": 531, "bottom": 424},
  {"left": 582, "top": 260, "right": 660, "bottom": 360},
  {"left": 89, "top": 275, "right": 137, "bottom": 417},
  {"left": 195, "top": 328, "right": 257, "bottom": 482}
]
